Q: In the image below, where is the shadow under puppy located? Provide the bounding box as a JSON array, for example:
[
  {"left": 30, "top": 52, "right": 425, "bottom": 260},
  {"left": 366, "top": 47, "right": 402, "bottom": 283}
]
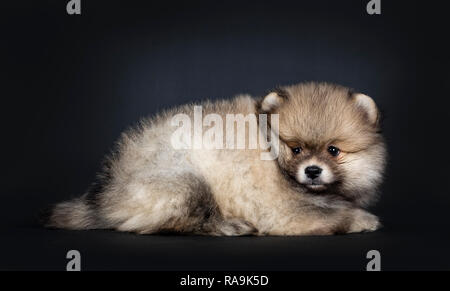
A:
[{"left": 44, "top": 82, "right": 387, "bottom": 236}]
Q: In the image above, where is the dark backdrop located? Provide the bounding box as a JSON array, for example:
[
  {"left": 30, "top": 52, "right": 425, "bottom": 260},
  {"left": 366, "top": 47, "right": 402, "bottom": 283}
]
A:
[{"left": 2, "top": 0, "right": 449, "bottom": 270}]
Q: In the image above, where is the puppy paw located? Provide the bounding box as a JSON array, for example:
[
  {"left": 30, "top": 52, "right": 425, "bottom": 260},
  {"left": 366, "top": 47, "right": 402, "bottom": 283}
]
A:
[
  {"left": 347, "top": 209, "right": 381, "bottom": 233},
  {"left": 214, "top": 219, "right": 258, "bottom": 236}
]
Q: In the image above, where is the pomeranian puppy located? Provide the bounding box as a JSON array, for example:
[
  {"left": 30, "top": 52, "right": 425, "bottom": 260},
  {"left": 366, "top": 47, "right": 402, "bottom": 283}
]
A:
[{"left": 44, "top": 82, "right": 386, "bottom": 236}]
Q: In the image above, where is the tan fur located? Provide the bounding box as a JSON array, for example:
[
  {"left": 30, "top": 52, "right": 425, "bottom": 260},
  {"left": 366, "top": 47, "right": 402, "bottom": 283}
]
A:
[{"left": 44, "top": 82, "right": 387, "bottom": 236}]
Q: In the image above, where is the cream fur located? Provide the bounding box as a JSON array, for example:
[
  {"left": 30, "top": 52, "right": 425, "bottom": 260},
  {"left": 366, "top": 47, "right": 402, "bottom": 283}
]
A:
[{"left": 44, "top": 82, "right": 387, "bottom": 236}]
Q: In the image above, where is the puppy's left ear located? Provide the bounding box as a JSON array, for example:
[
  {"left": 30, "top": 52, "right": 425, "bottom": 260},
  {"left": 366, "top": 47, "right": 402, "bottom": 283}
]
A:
[
  {"left": 260, "top": 90, "right": 287, "bottom": 113},
  {"left": 352, "top": 93, "right": 379, "bottom": 126}
]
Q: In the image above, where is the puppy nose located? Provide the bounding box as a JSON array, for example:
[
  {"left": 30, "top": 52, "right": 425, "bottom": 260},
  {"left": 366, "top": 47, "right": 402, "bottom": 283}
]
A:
[{"left": 305, "top": 166, "right": 322, "bottom": 179}]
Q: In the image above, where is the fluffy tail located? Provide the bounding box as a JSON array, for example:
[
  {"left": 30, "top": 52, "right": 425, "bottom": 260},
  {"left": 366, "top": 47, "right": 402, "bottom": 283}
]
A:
[{"left": 41, "top": 195, "right": 99, "bottom": 230}]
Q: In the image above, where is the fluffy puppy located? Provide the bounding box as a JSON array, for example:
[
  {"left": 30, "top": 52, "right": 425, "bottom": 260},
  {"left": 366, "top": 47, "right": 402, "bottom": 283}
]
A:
[{"left": 44, "top": 82, "right": 386, "bottom": 236}]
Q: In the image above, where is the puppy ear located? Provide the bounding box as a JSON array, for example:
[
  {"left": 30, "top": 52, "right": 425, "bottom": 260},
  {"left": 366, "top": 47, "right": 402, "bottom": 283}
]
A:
[
  {"left": 260, "top": 91, "right": 286, "bottom": 112},
  {"left": 352, "top": 93, "right": 379, "bottom": 125}
]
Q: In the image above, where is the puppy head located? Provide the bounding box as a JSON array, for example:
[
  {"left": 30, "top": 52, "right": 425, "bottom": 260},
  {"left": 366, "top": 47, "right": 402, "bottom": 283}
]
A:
[{"left": 259, "top": 82, "right": 387, "bottom": 206}]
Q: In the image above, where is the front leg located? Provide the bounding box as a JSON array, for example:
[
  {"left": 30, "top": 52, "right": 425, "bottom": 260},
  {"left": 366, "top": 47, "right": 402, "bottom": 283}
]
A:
[
  {"left": 262, "top": 204, "right": 381, "bottom": 236},
  {"left": 346, "top": 208, "right": 381, "bottom": 234}
]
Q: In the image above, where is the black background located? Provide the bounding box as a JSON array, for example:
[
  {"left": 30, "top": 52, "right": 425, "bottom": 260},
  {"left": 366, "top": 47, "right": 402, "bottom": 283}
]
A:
[{"left": 2, "top": 0, "right": 449, "bottom": 270}]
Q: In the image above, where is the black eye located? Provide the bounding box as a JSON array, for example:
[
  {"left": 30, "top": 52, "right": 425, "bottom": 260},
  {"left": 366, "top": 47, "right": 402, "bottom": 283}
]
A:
[
  {"left": 327, "top": 146, "right": 340, "bottom": 157},
  {"left": 292, "top": 147, "right": 302, "bottom": 155}
]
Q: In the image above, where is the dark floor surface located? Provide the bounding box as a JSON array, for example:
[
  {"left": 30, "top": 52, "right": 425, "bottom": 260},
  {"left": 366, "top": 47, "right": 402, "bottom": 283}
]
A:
[{"left": 2, "top": 192, "right": 449, "bottom": 271}]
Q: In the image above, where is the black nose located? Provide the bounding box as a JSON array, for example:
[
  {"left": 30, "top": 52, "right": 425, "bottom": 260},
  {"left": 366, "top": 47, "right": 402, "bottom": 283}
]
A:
[{"left": 305, "top": 166, "right": 322, "bottom": 179}]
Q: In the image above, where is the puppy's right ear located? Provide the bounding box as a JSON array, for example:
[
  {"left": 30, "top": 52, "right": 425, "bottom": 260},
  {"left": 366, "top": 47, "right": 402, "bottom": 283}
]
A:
[{"left": 260, "top": 90, "right": 287, "bottom": 113}]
